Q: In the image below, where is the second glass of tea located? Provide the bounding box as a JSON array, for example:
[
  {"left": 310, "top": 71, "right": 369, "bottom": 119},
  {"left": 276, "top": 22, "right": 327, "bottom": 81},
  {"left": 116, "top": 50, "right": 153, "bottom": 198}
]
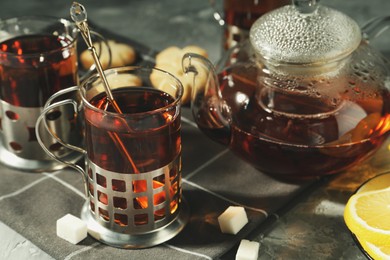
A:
[
  {"left": 0, "top": 16, "right": 83, "bottom": 171},
  {"left": 36, "top": 66, "right": 189, "bottom": 248}
]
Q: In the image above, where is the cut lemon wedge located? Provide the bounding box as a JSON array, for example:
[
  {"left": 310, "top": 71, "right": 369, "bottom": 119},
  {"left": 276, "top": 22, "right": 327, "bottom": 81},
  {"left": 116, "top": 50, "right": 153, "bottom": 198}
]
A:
[
  {"left": 358, "top": 173, "right": 390, "bottom": 193},
  {"left": 344, "top": 186, "right": 390, "bottom": 246},
  {"left": 360, "top": 239, "right": 390, "bottom": 260}
]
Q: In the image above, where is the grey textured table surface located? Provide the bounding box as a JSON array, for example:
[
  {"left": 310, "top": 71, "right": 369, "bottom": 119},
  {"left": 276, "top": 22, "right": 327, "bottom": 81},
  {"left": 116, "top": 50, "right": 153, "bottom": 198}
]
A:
[{"left": 0, "top": 0, "right": 390, "bottom": 259}]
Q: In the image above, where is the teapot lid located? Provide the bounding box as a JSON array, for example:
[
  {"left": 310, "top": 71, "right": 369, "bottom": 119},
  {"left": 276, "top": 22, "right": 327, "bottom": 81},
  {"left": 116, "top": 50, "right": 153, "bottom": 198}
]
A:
[{"left": 250, "top": 0, "right": 362, "bottom": 66}]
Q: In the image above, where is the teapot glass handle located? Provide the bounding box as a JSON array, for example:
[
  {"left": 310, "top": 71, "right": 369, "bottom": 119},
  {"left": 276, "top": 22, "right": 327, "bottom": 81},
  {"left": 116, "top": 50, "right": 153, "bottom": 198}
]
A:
[
  {"left": 182, "top": 53, "right": 232, "bottom": 146},
  {"left": 35, "top": 86, "right": 89, "bottom": 198}
]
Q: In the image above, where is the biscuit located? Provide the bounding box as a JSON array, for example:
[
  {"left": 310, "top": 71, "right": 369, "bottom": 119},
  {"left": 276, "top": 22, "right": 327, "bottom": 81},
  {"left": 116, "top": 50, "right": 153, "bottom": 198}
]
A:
[
  {"left": 104, "top": 73, "right": 142, "bottom": 89},
  {"left": 80, "top": 40, "right": 136, "bottom": 70},
  {"left": 152, "top": 45, "right": 208, "bottom": 104},
  {"left": 182, "top": 45, "right": 208, "bottom": 58},
  {"left": 151, "top": 62, "right": 191, "bottom": 103},
  {"left": 87, "top": 73, "right": 142, "bottom": 100},
  {"left": 155, "top": 46, "right": 182, "bottom": 65}
]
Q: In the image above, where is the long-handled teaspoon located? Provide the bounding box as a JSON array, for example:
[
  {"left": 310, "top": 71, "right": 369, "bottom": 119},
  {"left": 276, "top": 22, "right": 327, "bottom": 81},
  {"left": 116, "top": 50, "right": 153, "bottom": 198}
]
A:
[
  {"left": 70, "top": 2, "right": 122, "bottom": 114},
  {"left": 70, "top": 2, "right": 139, "bottom": 173}
]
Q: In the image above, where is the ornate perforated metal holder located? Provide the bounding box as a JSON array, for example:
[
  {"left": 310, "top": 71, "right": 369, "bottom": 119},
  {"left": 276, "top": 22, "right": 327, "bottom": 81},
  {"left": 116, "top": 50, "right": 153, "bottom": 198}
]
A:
[
  {"left": 0, "top": 16, "right": 82, "bottom": 172},
  {"left": 35, "top": 3, "right": 188, "bottom": 248},
  {"left": 36, "top": 66, "right": 189, "bottom": 248}
]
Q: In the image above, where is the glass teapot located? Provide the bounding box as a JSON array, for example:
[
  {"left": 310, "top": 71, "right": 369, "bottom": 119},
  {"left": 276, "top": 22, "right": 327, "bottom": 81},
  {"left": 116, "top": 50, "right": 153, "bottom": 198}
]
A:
[{"left": 183, "top": 0, "right": 390, "bottom": 181}]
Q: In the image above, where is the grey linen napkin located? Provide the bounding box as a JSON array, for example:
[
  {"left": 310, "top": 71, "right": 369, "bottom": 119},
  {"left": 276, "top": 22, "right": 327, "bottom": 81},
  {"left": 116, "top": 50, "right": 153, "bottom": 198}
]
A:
[{"left": 0, "top": 107, "right": 314, "bottom": 260}]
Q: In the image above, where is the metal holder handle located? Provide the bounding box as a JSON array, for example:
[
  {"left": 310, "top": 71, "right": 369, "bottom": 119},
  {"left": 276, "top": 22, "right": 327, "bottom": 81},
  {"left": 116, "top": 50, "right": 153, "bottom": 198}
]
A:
[{"left": 35, "top": 86, "right": 88, "bottom": 196}]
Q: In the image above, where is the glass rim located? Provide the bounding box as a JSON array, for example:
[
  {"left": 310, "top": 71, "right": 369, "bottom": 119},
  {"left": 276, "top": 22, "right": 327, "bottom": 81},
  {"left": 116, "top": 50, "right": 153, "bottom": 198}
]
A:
[
  {"left": 80, "top": 66, "right": 184, "bottom": 118},
  {"left": 0, "top": 15, "right": 78, "bottom": 57}
]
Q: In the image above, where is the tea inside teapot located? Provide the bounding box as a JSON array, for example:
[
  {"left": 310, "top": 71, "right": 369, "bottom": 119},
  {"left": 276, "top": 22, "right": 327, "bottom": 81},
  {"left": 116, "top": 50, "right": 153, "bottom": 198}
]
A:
[{"left": 184, "top": 0, "right": 390, "bottom": 180}]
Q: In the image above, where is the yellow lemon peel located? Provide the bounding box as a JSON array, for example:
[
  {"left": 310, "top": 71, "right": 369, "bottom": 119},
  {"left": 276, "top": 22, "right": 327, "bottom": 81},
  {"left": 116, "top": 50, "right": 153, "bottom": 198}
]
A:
[{"left": 344, "top": 187, "right": 390, "bottom": 246}]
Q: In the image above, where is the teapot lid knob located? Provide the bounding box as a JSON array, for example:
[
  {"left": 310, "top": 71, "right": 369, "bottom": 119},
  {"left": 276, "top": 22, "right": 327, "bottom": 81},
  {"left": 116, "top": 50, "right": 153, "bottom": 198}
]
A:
[
  {"left": 293, "top": 0, "right": 318, "bottom": 14},
  {"left": 250, "top": 0, "right": 361, "bottom": 66}
]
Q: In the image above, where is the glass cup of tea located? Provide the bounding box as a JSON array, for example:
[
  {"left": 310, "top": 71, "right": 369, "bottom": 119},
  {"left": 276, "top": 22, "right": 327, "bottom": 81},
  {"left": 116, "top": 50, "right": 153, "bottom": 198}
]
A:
[
  {"left": 0, "top": 16, "right": 84, "bottom": 172},
  {"left": 35, "top": 66, "right": 189, "bottom": 248}
]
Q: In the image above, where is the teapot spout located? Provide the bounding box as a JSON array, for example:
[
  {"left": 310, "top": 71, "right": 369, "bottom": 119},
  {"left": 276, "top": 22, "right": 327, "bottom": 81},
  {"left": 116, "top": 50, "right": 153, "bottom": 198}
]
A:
[
  {"left": 360, "top": 15, "right": 390, "bottom": 76},
  {"left": 182, "top": 53, "right": 232, "bottom": 146},
  {"left": 362, "top": 15, "right": 390, "bottom": 41}
]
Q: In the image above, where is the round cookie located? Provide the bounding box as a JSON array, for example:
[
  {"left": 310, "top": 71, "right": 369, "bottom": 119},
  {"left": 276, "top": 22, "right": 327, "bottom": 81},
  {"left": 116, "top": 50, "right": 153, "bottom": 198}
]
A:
[
  {"left": 80, "top": 40, "right": 136, "bottom": 70},
  {"left": 151, "top": 61, "right": 208, "bottom": 105},
  {"left": 152, "top": 45, "right": 208, "bottom": 104},
  {"left": 182, "top": 45, "right": 208, "bottom": 58},
  {"left": 155, "top": 46, "right": 182, "bottom": 65},
  {"left": 105, "top": 73, "right": 142, "bottom": 89},
  {"left": 88, "top": 73, "right": 142, "bottom": 100}
]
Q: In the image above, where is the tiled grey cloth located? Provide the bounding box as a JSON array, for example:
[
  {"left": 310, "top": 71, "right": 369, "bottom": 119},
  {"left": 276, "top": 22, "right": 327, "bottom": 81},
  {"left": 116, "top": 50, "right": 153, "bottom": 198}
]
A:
[
  {"left": 0, "top": 108, "right": 315, "bottom": 259},
  {"left": 0, "top": 22, "right": 317, "bottom": 259}
]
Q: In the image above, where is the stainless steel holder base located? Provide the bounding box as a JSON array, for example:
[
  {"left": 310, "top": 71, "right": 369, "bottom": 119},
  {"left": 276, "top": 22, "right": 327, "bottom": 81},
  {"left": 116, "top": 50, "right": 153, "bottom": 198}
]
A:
[
  {"left": 0, "top": 99, "right": 83, "bottom": 172},
  {"left": 81, "top": 199, "right": 190, "bottom": 248},
  {"left": 0, "top": 141, "right": 83, "bottom": 172}
]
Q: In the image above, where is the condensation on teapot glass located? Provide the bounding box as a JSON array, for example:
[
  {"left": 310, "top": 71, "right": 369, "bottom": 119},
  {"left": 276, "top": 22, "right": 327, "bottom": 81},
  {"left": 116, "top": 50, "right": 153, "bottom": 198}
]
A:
[
  {"left": 250, "top": 0, "right": 362, "bottom": 75},
  {"left": 182, "top": 0, "right": 390, "bottom": 180}
]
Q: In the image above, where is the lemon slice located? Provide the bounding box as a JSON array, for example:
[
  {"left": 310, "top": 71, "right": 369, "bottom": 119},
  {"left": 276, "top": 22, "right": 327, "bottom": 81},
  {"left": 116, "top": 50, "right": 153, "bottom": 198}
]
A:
[
  {"left": 344, "top": 186, "right": 390, "bottom": 246},
  {"left": 358, "top": 173, "right": 390, "bottom": 193},
  {"left": 360, "top": 239, "right": 390, "bottom": 260}
]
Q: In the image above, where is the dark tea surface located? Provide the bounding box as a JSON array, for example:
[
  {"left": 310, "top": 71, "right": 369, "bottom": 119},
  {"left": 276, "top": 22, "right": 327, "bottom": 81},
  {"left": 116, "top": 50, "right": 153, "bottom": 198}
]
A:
[
  {"left": 195, "top": 65, "right": 390, "bottom": 179},
  {"left": 0, "top": 34, "right": 72, "bottom": 55},
  {"left": 85, "top": 87, "right": 181, "bottom": 174},
  {"left": 0, "top": 34, "right": 77, "bottom": 107}
]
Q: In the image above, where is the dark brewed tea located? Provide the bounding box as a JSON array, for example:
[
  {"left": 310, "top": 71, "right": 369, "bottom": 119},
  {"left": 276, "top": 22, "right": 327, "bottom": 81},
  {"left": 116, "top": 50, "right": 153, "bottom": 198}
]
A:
[
  {"left": 85, "top": 87, "right": 181, "bottom": 224},
  {"left": 195, "top": 66, "right": 390, "bottom": 179},
  {"left": 0, "top": 34, "right": 77, "bottom": 107},
  {"left": 86, "top": 87, "right": 181, "bottom": 173},
  {"left": 224, "top": 0, "right": 288, "bottom": 30},
  {"left": 222, "top": 0, "right": 289, "bottom": 49}
]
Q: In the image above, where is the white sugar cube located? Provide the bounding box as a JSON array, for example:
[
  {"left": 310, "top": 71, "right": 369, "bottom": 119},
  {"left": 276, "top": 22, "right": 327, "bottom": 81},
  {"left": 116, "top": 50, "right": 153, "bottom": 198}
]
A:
[
  {"left": 218, "top": 206, "right": 248, "bottom": 234},
  {"left": 56, "top": 214, "right": 87, "bottom": 244},
  {"left": 236, "top": 239, "right": 260, "bottom": 260}
]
